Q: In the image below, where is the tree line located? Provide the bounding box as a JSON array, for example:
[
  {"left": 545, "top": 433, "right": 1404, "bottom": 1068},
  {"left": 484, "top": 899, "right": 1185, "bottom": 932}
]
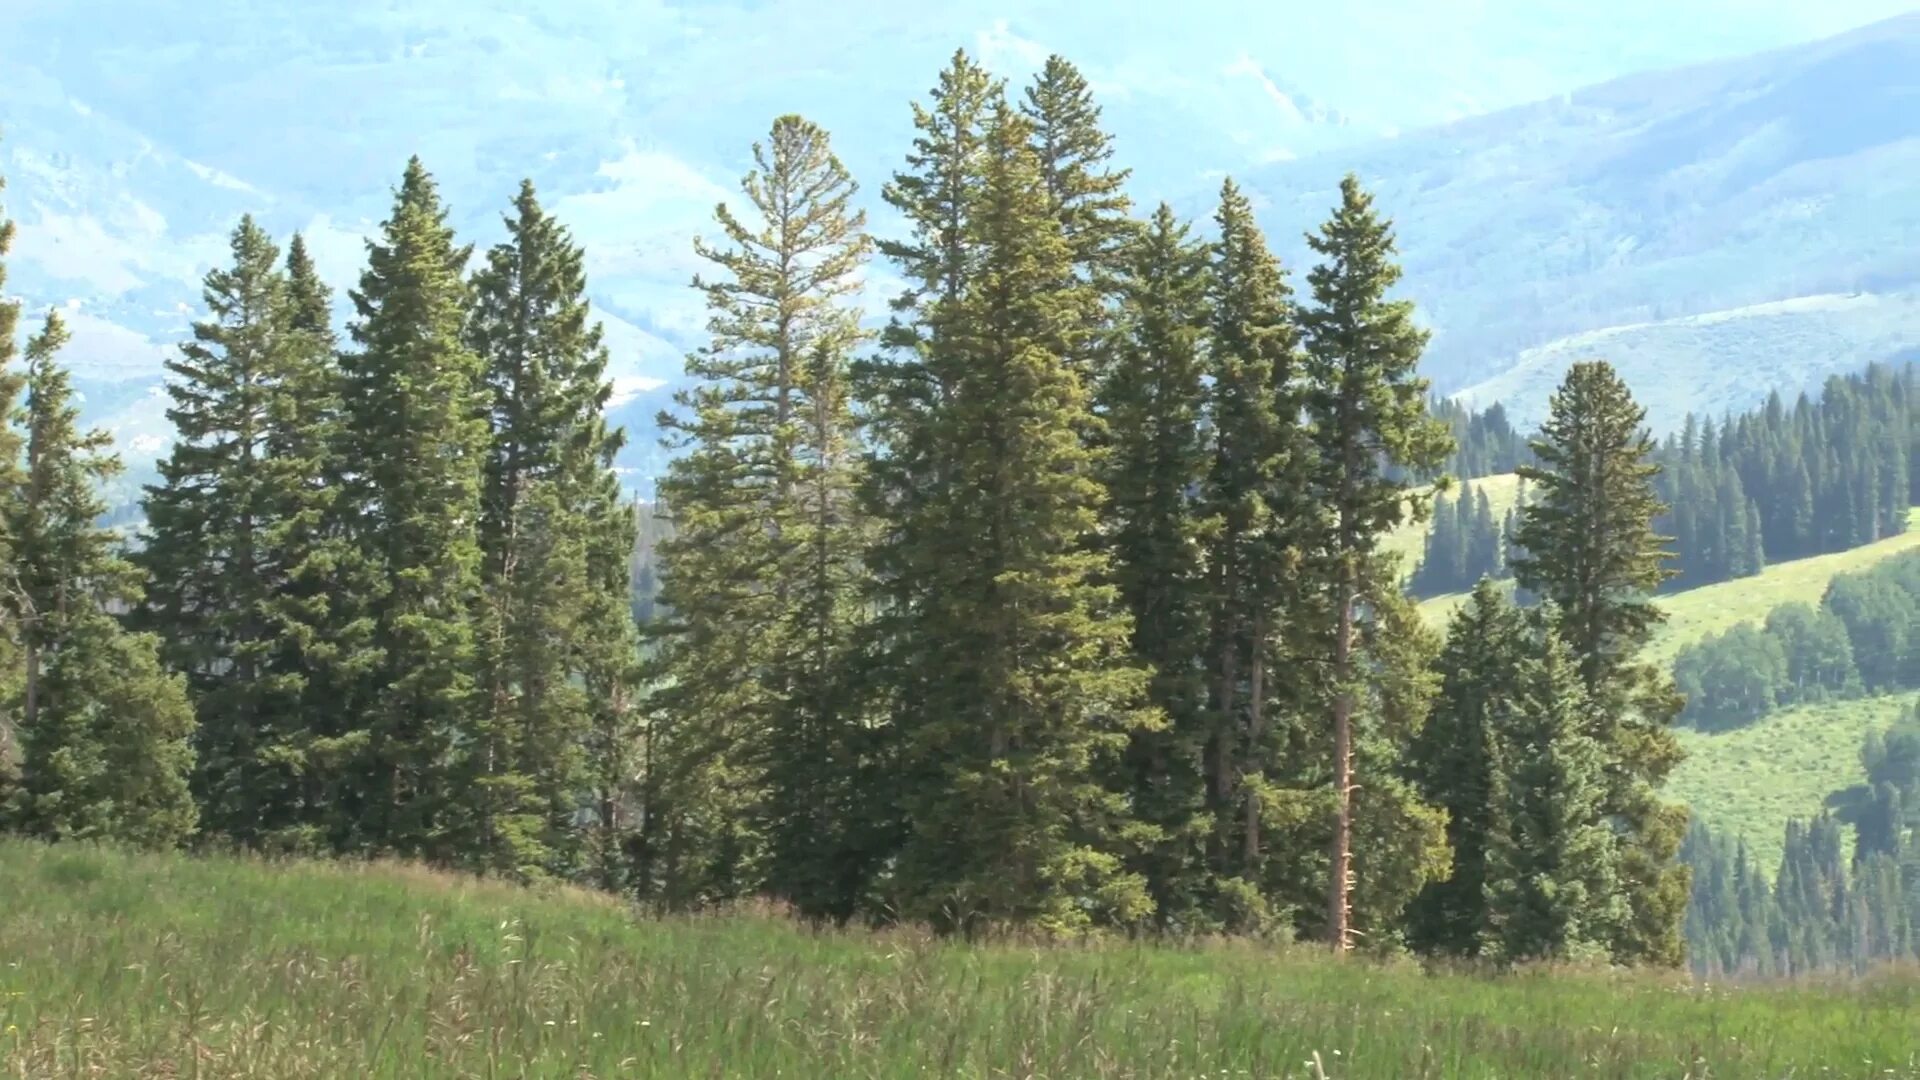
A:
[
  {"left": 2, "top": 50, "right": 1697, "bottom": 964},
  {"left": 1682, "top": 697, "right": 1920, "bottom": 977},
  {"left": 1654, "top": 366, "right": 1914, "bottom": 592},
  {"left": 0, "top": 150, "right": 644, "bottom": 883},
  {"left": 1672, "top": 549, "right": 1920, "bottom": 730},
  {"left": 1408, "top": 476, "right": 1521, "bottom": 597}
]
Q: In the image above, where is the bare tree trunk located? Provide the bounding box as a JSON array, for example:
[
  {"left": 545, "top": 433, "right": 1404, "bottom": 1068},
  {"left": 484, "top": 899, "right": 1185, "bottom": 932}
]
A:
[
  {"left": 1242, "top": 613, "right": 1267, "bottom": 868},
  {"left": 1328, "top": 579, "right": 1355, "bottom": 953}
]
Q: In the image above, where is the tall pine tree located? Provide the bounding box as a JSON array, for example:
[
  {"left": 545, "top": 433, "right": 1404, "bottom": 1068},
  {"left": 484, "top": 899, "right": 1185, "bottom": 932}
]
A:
[
  {"left": 1099, "top": 202, "right": 1213, "bottom": 927},
  {"left": 464, "top": 180, "right": 636, "bottom": 880},
  {"left": 1299, "top": 174, "right": 1452, "bottom": 950},
  {"left": 1512, "top": 359, "right": 1690, "bottom": 966},
  {"left": 336, "top": 158, "right": 489, "bottom": 859}
]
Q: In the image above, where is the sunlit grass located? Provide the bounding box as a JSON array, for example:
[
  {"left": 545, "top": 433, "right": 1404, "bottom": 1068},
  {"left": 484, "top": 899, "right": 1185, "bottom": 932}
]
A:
[{"left": 2, "top": 841, "right": 1917, "bottom": 1078}]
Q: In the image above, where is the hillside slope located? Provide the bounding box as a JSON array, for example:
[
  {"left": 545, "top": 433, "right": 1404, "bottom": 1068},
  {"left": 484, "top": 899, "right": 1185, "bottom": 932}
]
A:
[
  {"left": 1239, "top": 12, "right": 1920, "bottom": 411},
  {"left": 2, "top": 841, "right": 1917, "bottom": 1076}
]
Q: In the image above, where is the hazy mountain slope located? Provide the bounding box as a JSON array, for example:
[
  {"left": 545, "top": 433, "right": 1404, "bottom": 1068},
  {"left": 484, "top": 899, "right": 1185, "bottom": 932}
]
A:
[{"left": 1238, "top": 12, "right": 1920, "bottom": 404}]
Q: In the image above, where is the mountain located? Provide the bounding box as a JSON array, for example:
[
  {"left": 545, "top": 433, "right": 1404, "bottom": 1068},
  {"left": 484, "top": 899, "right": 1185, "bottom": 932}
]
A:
[
  {"left": 5, "top": 2, "right": 1920, "bottom": 493},
  {"left": 1236, "top": 12, "right": 1920, "bottom": 428}
]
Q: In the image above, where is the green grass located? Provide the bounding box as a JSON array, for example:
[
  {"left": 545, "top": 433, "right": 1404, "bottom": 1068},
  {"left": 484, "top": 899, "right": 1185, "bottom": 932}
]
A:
[
  {"left": 1668, "top": 693, "right": 1919, "bottom": 868},
  {"left": 1, "top": 842, "right": 1917, "bottom": 1078}
]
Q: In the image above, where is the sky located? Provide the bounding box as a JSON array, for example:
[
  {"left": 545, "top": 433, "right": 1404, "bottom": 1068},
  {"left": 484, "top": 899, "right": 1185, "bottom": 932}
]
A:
[{"left": 3, "top": 0, "right": 1918, "bottom": 390}]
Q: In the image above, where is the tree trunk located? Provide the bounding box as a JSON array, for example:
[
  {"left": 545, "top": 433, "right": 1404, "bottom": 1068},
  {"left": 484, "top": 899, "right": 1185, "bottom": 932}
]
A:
[
  {"left": 1328, "top": 578, "right": 1355, "bottom": 952},
  {"left": 1242, "top": 612, "right": 1267, "bottom": 869}
]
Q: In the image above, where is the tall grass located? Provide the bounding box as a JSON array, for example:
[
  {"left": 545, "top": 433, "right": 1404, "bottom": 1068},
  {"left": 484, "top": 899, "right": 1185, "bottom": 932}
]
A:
[{"left": 2, "top": 841, "right": 1916, "bottom": 1078}]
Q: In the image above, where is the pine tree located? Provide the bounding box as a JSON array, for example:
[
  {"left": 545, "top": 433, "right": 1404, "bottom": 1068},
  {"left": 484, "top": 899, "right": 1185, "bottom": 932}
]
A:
[
  {"left": 463, "top": 180, "right": 636, "bottom": 880},
  {"left": 1511, "top": 359, "right": 1690, "bottom": 966},
  {"left": 2, "top": 312, "right": 196, "bottom": 847},
  {"left": 1407, "top": 579, "right": 1527, "bottom": 956},
  {"left": 873, "top": 94, "right": 1157, "bottom": 936},
  {"left": 135, "top": 217, "right": 306, "bottom": 846},
  {"left": 1199, "top": 178, "right": 1316, "bottom": 923},
  {"left": 1099, "top": 202, "right": 1212, "bottom": 926},
  {"left": 1298, "top": 174, "right": 1453, "bottom": 950},
  {"left": 649, "top": 116, "right": 873, "bottom": 914},
  {"left": 336, "top": 157, "right": 489, "bottom": 859},
  {"left": 0, "top": 153, "right": 24, "bottom": 796},
  {"left": 1486, "top": 610, "right": 1622, "bottom": 963},
  {"left": 257, "top": 233, "right": 367, "bottom": 854}
]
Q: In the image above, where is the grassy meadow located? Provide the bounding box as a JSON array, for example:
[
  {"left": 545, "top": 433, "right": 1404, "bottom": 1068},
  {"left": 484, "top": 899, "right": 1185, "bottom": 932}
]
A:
[{"left": 2, "top": 841, "right": 1919, "bottom": 1079}]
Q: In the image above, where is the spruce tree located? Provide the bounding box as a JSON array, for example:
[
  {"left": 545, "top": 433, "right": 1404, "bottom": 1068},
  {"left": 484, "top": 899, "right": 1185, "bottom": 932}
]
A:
[
  {"left": 463, "top": 179, "right": 635, "bottom": 880},
  {"left": 1199, "top": 178, "right": 1317, "bottom": 923},
  {"left": 1298, "top": 174, "right": 1453, "bottom": 950},
  {"left": 650, "top": 116, "right": 873, "bottom": 914},
  {"left": 258, "top": 233, "right": 366, "bottom": 854},
  {"left": 135, "top": 217, "right": 304, "bottom": 846},
  {"left": 1511, "top": 359, "right": 1690, "bottom": 966},
  {"left": 1486, "top": 609, "right": 1623, "bottom": 963},
  {"left": 873, "top": 94, "right": 1157, "bottom": 935},
  {"left": 1099, "top": 202, "right": 1212, "bottom": 926},
  {"left": 2, "top": 312, "right": 196, "bottom": 847},
  {"left": 336, "top": 157, "right": 489, "bottom": 859},
  {"left": 0, "top": 155, "right": 24, "bottom": 794},
  {"left": 1407, "top": 578, "right": 1527, "bottom": 956}
]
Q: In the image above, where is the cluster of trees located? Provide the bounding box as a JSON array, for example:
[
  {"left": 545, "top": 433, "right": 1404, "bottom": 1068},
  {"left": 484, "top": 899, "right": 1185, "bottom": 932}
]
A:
[
  {"left": 0, "top": 144, "right": 646, "bottom": 883},
  {"left": 1683, "top": 699, "right": 1920, "bottom": 977},
  {"left": 644, "top": 51, "right": 1691, "bottom": 961},
  {"left": 1673, "top": 550, "right": 1920, "bottom": 730},
  {"left": 1426, "top": 398, "right": 1532, "bottom": 482},
  {"left": 0, "top": 169, "right": 197, "bottom": 846},
  {"left": 1655, "top": 365, "right": 1914, "bottom": 592},
  {"left": 1408, "top": 476, "right": 1520, "bottom": 597}
]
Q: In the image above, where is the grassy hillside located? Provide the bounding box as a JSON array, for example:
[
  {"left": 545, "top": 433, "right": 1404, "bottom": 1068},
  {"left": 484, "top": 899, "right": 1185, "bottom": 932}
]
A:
[
  {"left": 1644, "top": 507, "right": 1920, "bottom": 666},
  {"left": 2, "top": 842, "right": 1918, "bottom": 1078},
  {"left": 1399, "top": 507, "right": 1920, "bottom": 863},
  {"left": 1668, "top": 693, "right": 1917, "bottom": 870}
]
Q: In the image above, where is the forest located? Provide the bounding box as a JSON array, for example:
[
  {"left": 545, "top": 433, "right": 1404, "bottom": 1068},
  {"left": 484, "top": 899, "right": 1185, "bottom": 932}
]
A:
[{"left": 1, "top": 48, "right": 1916, "bottom": 975}]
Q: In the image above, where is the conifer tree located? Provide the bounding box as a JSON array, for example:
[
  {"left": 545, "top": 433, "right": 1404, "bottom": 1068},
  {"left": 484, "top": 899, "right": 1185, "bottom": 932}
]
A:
[
  {"left": 336, "top": 157, "right": 488, "bottom": 858},
  {"left": 1512, "top": 359, "right": 1690, "bottom": 966},
  {"left": 1199, "top": 178, "right": 1317, "bottom": 922},
  {"left": 463, "top": 180, "right": 635, "bottom": 880},
  {"left": 3, "top": 312, "right": 196, "bottom": 847},
  {"left": 651, "top": 114, "right": 874, "bottom": 916},
  {"left": 1099, "top": 202, "right": 1212, "bottom": 925},
  {"left": 0, "top": 155, "right": 23, "bottom": 795},
  {"left": 256, "top": 233, "right": 367, "bottom": 854},
  {"left": 1486, "top": 610, "right": 1622, "bottom": 963},
  {"left": 656, "top": 115, "right": 875, "bottom": 907},
  {"left": 135, "top": 217, "right": 309, "bottom": 846},
  {"left": 1407, "top": 578, "right": 1527, "bottom": 956},
  {"left": 871, "top": 93, "right": 1158, "bottom": 935},
  {"left": 1298, "top": 174, "right": 1453, "bottom": 950}
]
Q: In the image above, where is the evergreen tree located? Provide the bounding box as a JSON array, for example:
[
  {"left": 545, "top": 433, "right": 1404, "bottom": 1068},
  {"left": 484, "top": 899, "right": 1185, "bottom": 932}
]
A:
[
  {"left": 335, "top": 158, "right": 489, "bottom": 859},
  {"left": 1099, "top": 202, "right": 1213, "bottom": 927},
  {"left": 1198, "top": 178, "right": 1316, "bottom": 926},
  {"left": 1486, "top": 609, "right": 1622, "bottom": 962},
  {"left": 0, "top": 153, "right": 23, "bottom": 795},
  {"left": 1298, "top": 174, "right": 1452, "bottom": 950},
  {"left": 1511, "top": 359, "right": 1690, "bottom": 966},
  {"left": 1407, "top": 579, "right": 1527, "bottom": 956},
  {"left": 2, "top": 312, "right": 196, "bottom": 847},
  {"left": 135, "top": 217, "right": 311, "bottom": 846},
  {"left": 872, "top": 92, "right": 1157, "bottom": 935},
  {"left": 463, "top": 180, "right": 636, "bottom": 880},
  {"left": 649, "top": 116, "right": 873, "bottom": 915}
]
